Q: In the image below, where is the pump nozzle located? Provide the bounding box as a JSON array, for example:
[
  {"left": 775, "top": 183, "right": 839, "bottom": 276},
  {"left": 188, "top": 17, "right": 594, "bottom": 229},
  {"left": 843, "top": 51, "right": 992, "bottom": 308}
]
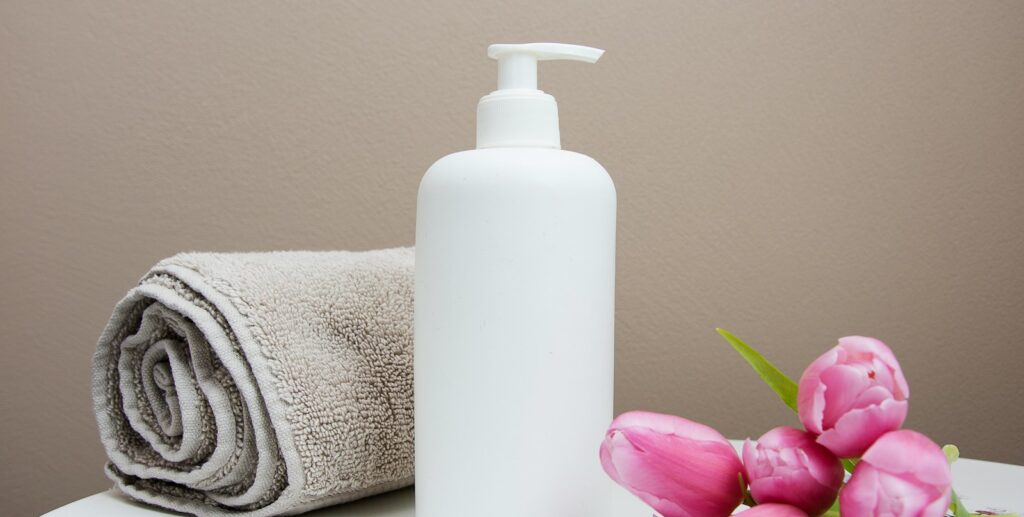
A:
[
  {"left": 488, "top": 43, "right": 604, "bottom": 90},
  {"left": 477, "top": 42, "right": 604, "bottom": 149}
]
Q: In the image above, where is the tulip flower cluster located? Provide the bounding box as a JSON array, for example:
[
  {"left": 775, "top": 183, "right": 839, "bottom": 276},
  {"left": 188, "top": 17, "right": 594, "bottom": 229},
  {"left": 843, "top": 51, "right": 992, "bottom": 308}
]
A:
[{"left": 600, "top": 336, "right": 954, "bottom": 517}]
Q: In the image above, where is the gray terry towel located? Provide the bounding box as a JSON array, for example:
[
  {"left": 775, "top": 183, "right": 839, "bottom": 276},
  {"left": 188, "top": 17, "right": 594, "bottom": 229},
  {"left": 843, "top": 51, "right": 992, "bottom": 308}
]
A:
[{"left": 92, "top": 249, "right": 414, "bottom": 516}]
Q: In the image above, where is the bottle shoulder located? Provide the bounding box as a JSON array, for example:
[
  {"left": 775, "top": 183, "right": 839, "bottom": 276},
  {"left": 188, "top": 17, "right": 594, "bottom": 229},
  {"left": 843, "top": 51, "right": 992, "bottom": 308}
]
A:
[
  {"left": 420, "top": 148, "right": 612, "bottom": 192},
  {"left": 427, "top": 148, "right": 605, "bottom": 172}
]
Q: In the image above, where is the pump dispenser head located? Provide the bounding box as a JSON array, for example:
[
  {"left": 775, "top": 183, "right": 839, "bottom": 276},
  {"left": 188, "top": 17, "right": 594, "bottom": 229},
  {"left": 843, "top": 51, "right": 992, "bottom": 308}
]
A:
[{"left": 476, "top": 43, "right": 604, "bottom": 149}]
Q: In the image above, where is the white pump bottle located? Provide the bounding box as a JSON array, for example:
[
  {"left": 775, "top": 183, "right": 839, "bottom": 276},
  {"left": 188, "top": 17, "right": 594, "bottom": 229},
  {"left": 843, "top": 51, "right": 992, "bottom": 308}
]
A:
[{"left": 414, "top": 43, "right": 616, "bottom": 517}]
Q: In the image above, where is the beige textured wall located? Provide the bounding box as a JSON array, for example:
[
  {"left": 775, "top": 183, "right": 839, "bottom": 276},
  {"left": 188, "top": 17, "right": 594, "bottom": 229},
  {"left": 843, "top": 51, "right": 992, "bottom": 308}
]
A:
[{"left": 2, "top": 1, "right": 1023, "bottom": 515}]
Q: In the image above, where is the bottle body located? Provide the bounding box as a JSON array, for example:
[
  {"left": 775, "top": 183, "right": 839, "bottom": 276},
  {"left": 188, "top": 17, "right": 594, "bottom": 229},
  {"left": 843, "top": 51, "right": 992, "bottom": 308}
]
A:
[{"left": 414, "top": 147, "right": 616, "bottom": 517}]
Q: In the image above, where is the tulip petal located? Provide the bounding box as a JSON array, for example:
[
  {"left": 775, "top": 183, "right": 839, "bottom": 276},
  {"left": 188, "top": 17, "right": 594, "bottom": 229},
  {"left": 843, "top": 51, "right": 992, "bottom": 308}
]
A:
[
  {"left": 606, "top": 433, "right": 740, "bottom": 517},
  {"left": 743, "top": 427, "right": 843, "bottom": 516},
  {"left": 599, "top": 432, "right": 624, "bottom": 484},
  {"left": 601, "top": 412, "right": 744, "bottom": 517},
  {"left": 851, "top": 385, "right": 896, "bottom": 411},
  {"left": 869, "top": 357, "right": 898, "bottom": 395},
  {"left": 749, "top": 471, "right": 838, "bottom": 516},
  {"left": 820, "top": 363, "right": 876, "bottom": 429},
  {"left": 840, "top": 463, "right": 881, "bottom": 516},
  {"left": 816, "top": 399, "right": 908, "bottom": 458},
  {"left": 610, "top": 410, "right": 730, "bottom": 443},
  {"left": 798, "top": 349, "right": 838, "bottom": 434},
  {"left": 875, "top": 470, "right": 936, "bottom": 516},
  {"left": 860, "top": 430, "right": 952, "bottom": 487},
  {"left": 838, "top": 336, "right": 909, "bottom": 399},
  {"left": 742, "top": 438, "right": 758, "bottom": 480},
  {"left": 622, "top": 431, "right": 743, "bottom": 510},
  {"left": 840, "top": 431, "right": 952, "bottom": 517}
]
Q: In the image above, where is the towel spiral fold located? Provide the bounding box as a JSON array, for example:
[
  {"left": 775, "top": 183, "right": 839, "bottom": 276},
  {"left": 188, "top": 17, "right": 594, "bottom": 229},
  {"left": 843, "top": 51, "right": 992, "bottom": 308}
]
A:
[{"left": 93, "top": 250, "right": 415, "bottom": 516}]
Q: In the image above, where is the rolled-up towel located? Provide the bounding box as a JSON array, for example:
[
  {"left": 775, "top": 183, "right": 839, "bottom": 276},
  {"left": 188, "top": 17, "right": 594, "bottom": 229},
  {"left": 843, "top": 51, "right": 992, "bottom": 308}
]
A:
[{"left": 92, "top": 249, "right": 414, "bottom": 516}]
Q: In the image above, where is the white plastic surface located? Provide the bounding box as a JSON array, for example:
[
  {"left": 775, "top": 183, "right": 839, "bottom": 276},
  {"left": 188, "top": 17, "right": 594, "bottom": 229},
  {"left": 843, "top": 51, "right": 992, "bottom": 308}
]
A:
[
  {"left": 488, "top": 43, "right": 604, "bottom": 90},
  {"left": 45, "top": 444, "right": 1024, "bottom": 516},
  {"left": 415, "top": 145, "right": 617, "bottom": 517},
  {"left": 476, "top": 42, "right": 603, "bottom": 149}
]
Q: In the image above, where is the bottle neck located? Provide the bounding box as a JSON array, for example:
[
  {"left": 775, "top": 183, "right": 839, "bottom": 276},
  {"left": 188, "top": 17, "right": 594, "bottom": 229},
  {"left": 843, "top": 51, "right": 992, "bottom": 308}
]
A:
[{"left": 476, "top": 90, "right": 561, "bottom": 149}]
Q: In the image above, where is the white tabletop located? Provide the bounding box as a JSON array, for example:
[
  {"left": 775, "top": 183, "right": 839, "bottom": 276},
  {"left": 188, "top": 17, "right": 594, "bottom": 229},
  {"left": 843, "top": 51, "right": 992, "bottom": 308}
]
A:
[{"left": 45, "top": 443, "right": 1024, "bottom": 516}]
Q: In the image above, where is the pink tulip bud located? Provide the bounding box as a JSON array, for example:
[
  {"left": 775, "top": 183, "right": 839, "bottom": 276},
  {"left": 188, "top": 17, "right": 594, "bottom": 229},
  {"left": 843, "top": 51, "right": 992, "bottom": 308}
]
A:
[
  {"left": 840, "top": 430, "right": 952, "bottom": 517},
  {"left": 797, "top": 336, "right": 909, "bottom": 457},
  {"left": 735, "top": 503, "right": 810, "bottom": 517},
  {"left": 600, "top": 411, "right": 744, "bottom": 517},
  {"left": 743, "top": 426, "right": 844, "bottom": 516}
]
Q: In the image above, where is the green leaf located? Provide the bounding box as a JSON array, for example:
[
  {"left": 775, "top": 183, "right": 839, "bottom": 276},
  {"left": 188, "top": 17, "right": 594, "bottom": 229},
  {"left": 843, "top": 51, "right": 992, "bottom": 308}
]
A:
[
  {"left": 716, "top": 328, "right": 799, "bottom": 413},
  {"left": 842, "top": 458, "right": 858, "bottom": 474},
  {"left": 943, "top": 444, "right": 960, "bottom": 465},
  {"left": 943, "top": 446, "right": 972, "bottom": 517},
  {"left": 951, "top": 488, "right": 970, "bottom": 517}
]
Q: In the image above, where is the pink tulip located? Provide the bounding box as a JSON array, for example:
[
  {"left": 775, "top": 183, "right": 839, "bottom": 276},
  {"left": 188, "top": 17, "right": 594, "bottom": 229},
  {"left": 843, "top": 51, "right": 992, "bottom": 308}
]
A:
[
  {"left": 840, "top": 430, "right": 952, "bottom": 517},
  {"left": 735, "top": 503, "right": 810, "bottom": 517},
  {"left": 798, "top": 336, "right": 909, "bottom": 458},
  {"left": 600, "top": 411, "right": 744, "bottom": 517},
  {"left": 743, "top": 426, "right": 844, "bottom": 516}
]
